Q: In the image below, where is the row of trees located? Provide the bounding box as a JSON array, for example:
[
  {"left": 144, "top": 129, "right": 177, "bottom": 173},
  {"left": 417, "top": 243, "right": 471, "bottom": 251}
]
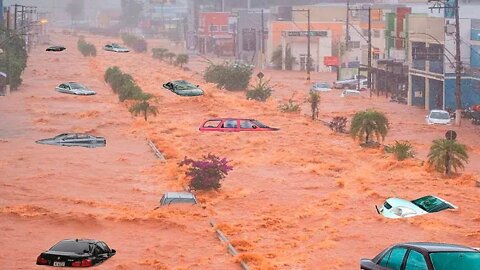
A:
[
  {"left": 104, "top": 66, "right": 158, "bottom": 121},
  {"left": 152, "top": 48, "right": 189, "bottom": 67},
  {"left": 121, "top": 33, "right": 147, "bottom": 52},
  {"left": 0, "top": 28, "right": 28, "bottom": 90},
  {"left": 204, "top": 62, "right": 252, "bottom": 91},
  {"left": 77, "top": 37, "right": 96, "bottom": 57}
]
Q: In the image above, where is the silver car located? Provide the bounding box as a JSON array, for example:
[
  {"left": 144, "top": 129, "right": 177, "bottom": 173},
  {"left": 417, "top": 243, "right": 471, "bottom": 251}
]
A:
[
  {"left": 104, "top": 43, "right": 129, "bottom": 53},
  {"left": 36, "top": 133, "right": 106, "bottom": 148},
  {"left": 310, "top": 82, "right": 331, "bottom": 92},
  {"left": 55, "top": 82, "right": 96, "bottom": 96},
  {"left": 426, "top": 110, "right": 452, "bottom": 125}
]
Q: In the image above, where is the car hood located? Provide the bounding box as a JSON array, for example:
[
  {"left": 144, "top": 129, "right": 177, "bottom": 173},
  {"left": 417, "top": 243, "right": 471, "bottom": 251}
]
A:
[
  {"left": 72, "top": 88, "right": 95, "bottom": 93},
  {"left": 312, "top": 87, "right": 331, "bottom": 91},
  {"left": 378, "top": 198, "right": 427, "bottom": 219},
  {"left": 428, "top": 117, "right": 451, "bottom": 124},
  {"left": 174, "top": 88, "right": 204, "bottom": 96}
]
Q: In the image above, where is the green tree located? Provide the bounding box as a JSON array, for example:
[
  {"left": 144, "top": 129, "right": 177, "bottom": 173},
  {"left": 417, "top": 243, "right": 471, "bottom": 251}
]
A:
[
  {"left": 307, "top": 90, "right": 320, "bottom": 120},
  {"left": 350, "top": 109, "right": 389, "bottom": 145},
  {"left": 165, "top": 52, "right": 176, "bottom": 64},
  {"left": 175, "top": 54, "right": 189, "bottom": 67},
  {"left": 0, "top": 30, "right": 28, "bottom": 90},
  {"left": 427, "top": 139, "right": 468, "bottom": 175},
  {"left": 271, "top": 45, "right": 297, "bottom": 70},
  {"left": 129, "top": 96, "right": 158, "bottom": 121}
]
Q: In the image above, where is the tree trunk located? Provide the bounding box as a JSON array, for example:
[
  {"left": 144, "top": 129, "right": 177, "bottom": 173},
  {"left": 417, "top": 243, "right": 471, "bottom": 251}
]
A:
[
  {"left": 144, "top": 109, "right": 147, "bottom": 121},
  {"left": 445, "top": 148, "right": 451, "bottom": 175},
  {"left": 365, "top": 131, "right": 370, "bottom": 144}
]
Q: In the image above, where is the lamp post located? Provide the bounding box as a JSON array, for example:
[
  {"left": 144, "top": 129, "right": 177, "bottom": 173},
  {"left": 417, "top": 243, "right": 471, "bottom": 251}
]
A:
[{"left": 292, "top": 8, "right": 311, "bottom": 81}]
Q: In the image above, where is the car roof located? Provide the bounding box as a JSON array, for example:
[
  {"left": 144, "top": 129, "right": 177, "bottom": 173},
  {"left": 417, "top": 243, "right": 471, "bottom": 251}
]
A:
[
  {"left": 163, "top": 192, "right": 196, "bottom": 199},
  {"left": 430, "top": 110, "right": 448, "bottom": 113},
  {"left": 205, "top": 118, "right": 256, "bottom": 121},
  {"left": 60, "top": 239, "right": 98, "bottom": 244},
  {"left": 400, "top": 242, "right": 478, "bottom": 253},
  {"left": 385, "top": 197, "right": 425, "bottom": 211}
]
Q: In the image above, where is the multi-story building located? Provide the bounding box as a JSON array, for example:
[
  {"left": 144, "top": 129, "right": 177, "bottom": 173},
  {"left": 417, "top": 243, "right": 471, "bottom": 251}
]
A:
[{"left": 198, "top": 12, "right": 234, "bottom": 56}]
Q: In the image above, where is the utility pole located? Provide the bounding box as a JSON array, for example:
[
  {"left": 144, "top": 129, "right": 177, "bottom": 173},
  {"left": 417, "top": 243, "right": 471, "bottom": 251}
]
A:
[
  {"left": 453, "top": 0, "right": 462, "bottom": 126},
  {"left": 292, "top": 8, "right": 312, "bottom": 81},
  {"left": 368, "top": 7, "right": 372, "bottom": 97},
  {"left": 14, "top": 4, "right": 18, "bottom": 30},
  {"left": 345, "top": 0, "right": 350, "bottom": 52},
  {"left": 261, "top": 9, "right": 265, "bottom": 70}
]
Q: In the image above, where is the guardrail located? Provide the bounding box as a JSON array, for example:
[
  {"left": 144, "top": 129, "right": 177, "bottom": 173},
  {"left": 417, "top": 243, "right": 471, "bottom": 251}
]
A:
[
  {"left": 147, "top": 139, "right": 166, "bottom": 161},
  {"left": 209, "top": 220, "right": 250, "bottom": 270}
]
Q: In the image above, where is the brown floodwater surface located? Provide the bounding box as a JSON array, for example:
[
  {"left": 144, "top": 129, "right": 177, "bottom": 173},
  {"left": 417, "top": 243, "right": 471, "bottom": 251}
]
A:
[{"left": 0, "top": 32, "right": 479, "bottom": 270}]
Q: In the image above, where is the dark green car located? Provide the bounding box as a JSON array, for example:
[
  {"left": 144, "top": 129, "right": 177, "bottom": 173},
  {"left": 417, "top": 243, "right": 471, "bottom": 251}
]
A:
[{"left": 162, "top": 80, "right": 204, "bottom": 96}]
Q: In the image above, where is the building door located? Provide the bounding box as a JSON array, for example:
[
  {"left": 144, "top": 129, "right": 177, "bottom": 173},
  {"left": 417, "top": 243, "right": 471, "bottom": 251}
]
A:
[{"left": 299, "top": 54, "right": 307, "bottom": 71}]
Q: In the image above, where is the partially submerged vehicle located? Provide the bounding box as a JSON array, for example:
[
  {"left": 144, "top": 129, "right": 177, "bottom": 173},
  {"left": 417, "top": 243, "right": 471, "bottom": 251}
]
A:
[
  {"left": 376, "top": 195, "right": 457, "bottom": 219},
  {"left": 310, "top": 82, "right": 331, "bottom": 92},
  {"left": 159, "top": 192, "right": 198, "bottom": 206},
  {"left": 46, "top": 45, "right": 66, "bottom": 52},
  {"left": 55, "top": 82, "right": 96, "bottom": 96},
  {"left": 36, "top": 239, "right": 116, "bottom": 267},
  {"left": 36, "top": 133, "right": 106, "bottom": 148},
  {"left": 340, "top": 89, "right": 361, "bottom": 97},
  {"left": 104, "top": 43, "right": 129, "bottom": 53},
  {"left": 426, "top": 110, "right": 452, "bottom": 125},
  {"left": 199, "top": 118, "right": 279, "bottom": 132},
  {"left": 361, "top": 242, "right": 480, "bottom": 270},
  {"left": 162, "top": 80, "right": 204, "bottom": 96}
]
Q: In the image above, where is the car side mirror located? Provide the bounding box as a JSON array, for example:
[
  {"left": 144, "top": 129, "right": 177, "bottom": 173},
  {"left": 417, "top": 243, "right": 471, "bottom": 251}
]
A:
[
  {"left": 252, "top": 125, "right": 258, "bottom": 129},
  {"left": 111, "top": 249, "right": 116, "bottom": 254}
]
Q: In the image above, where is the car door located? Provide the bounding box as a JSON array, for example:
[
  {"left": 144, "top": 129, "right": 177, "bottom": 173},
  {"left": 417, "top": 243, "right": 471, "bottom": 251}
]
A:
[
  {"left": 385, "top": 247, "right": 408, "bottom": 270},
  {"left": 403, "top": 250, "right": 430, "bottom": 270},
  {"left": 57, "top": 84, "right": 67, "bottom": 93},
  {"left": 221, "top": 119, "right": 239, "bottom": 132},
  {"left": 239, "top": 120, "right": 255, "bottom": 131}
]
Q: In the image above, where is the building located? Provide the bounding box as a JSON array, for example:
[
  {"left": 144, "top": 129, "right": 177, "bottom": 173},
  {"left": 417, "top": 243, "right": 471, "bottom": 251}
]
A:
[
  {"left": 234, "top": 9, "right": 270, "bottom": 65},
  {"left": 198, "top": 12, "right": 234, "bottom": 56}
]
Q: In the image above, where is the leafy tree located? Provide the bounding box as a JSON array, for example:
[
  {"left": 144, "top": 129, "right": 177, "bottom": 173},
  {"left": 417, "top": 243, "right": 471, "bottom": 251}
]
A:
[
  {"left": 121, "top": 33, "right": 147, "bottom": 52},
  {"left": 165, "top": 52, "right": 176, "bottom": 64},
  {"left": 179, "top": 154, "right": 233, "bottom": 191},
  {"left": 271, "top": 45, "right": 297, "bottom": 70},
  {"left": 385, "top": 141, "right": 415, "bottom": 161},
  {"left": 246, "top": 78, "right": 272, "bottom": 102},
  {"left": 307, "top": 90, "right": 320, "bottom": 120},
  {"left": 350, "top": 109, "right": 389, "bottom": 145},
  {"left": 0, "top": 30, "right": 28, "bottom": 90},
  {"left": 427, "top": 139, "right": 468, "bottom": 175},
  {"left": 204, "top": 62, "right": 252, "bottom": 91},
  {"left": 129, "top": 98, "right": 158, "bottom": 121},
  {"left": 152, "top": 48, "right": 168, "bottom": 60},
  {"left": 77, "top": 38, "right": 96, "bottom": 57},
  {"left": 175, "top": 54, "right": 189, "bottom": 67}
]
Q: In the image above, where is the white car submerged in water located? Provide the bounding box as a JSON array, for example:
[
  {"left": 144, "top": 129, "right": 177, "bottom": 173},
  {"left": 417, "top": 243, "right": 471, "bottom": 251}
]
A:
[
  {"left": 426, "top": 110, "right": 452, "bottom": 125},
  {"left": 376, "top": 195, "right": 457, "bottom": 219},
  {"left": 55, "top": 82, "right": 96, "bottom": 96}
]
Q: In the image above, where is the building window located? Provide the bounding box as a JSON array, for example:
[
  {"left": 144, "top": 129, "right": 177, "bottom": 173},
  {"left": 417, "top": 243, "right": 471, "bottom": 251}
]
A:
[
  {"left": 471, "top": 45, "right": 480, "bottom": 68},
  {"left": 221, "top": 25, "right": 228, "bottom": 32},
  {"left": 242, "top": 29, "right": 256, "bottom": 51},
  {"left": 210, "top": 25, "right": 218, "bottom": 32},
  {"left": 472, "top": 19, "right": 480, "bottom": 41},
  {"left": 349, "top": 41, "right": 360, "bottom": 49}
]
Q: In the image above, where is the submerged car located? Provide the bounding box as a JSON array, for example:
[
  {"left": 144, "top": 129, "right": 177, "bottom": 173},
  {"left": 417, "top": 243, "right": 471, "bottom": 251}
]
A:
[
  {"left": 46, "top": 46, "right": 66, "bottom": 52},
  {"left": 36, "top": 133, "right": 106, "bottom": 148},
  {"left": 160, "top": 192, "right": 198, "bottom": 206},
  {"left": 376, "top": 195, "right": 457, "bottom": 219},
  {"left": 426, "top": 110, "right": 452, "bottom": 125},
  {"left": 360, "top": 242, "right": 480, "bottom": 270},
  {"left": 55, "top": 82, "right": 96, "bottom": 95},
  {"left": 340, "top": 89, "right": 361, "bottom": 97},
  {"left": 310, "top": 82, "right": 331, "bottom": 92},
  {"left": 199, "top": 118, "right": 279, "bottom": 132},
  {"left": 104, "top": 43, "right": 129, "bottom": 53},
  {"left": 162, "top": 80, "right": 204, "bottom": 96},
  {"left": 36, "top": 239, "right": 116, "bottom": 267}
]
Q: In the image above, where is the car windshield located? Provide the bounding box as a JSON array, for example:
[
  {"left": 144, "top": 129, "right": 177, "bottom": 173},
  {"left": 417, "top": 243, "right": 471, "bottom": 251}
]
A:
[
  {"left": 251, "top": 120, "right": 269, "bottom": 128},
  {"left": 69, "top": 83, "right": 86, "bottom": 90},
  {"left": 411, "top": 195, "right": 454, "bottom": 213},
  {"left": 51, "top": 241, "right": 91, "bottom": 254},
  {"left": 430, "top": 252, "right": 480, "bottom": 270},
  {"left": 430, "top": 111, "right": 450, "bottom": 119},
  {"left": 174, "top": 81, "right": 197, "bottom": 90}
]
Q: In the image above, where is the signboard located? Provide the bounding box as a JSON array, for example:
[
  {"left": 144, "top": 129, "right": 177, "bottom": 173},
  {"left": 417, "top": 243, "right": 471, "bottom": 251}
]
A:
[
  {"left": 445, "top": 130, "right": 457, "bottom": 140},
  {"left": 445, "top": 0, "right": 455, "bottom": 19},
  {"left": 324, "top": 56, "right": 339, "bottom": 66},
  {"left": 284, "top": 31, "right": 328, "bottom": 37},
  {"left": 412, "top": 46, "right": 443, "bottom": 61}
]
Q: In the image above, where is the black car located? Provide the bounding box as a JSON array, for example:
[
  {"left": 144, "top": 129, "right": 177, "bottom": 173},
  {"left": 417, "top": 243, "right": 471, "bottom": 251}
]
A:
[
  {"left": 36, "top": 239, "right": 116, "bottom": 267},
  {"left": 46, "top": 46, "right": 66, "bottom": 52},
  {"left": 361, "top": 242, "right": 480, "bottom": 270}
]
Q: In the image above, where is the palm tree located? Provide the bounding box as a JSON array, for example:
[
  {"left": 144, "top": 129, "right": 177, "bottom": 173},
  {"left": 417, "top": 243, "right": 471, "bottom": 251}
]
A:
[
  {"left": 175, "top": 54, "right": 189, "bottom": 67},
  {"left": 129, "top": 96, "right": 158, "bottom": 121},
  {"left": 307, "top": 90, "right": 320, "bottom": 120},
  {"left": 350, "top": 109, "right": 389, "bottom": 145},
  {"left": 427, "top": 139, "right": 468, "bottom": 175}
]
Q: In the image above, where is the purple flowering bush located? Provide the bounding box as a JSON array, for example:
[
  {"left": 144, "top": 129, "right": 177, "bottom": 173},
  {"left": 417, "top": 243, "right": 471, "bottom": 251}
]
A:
[{"left": 179, "top": 154, "right": 233, "bottom": 191}]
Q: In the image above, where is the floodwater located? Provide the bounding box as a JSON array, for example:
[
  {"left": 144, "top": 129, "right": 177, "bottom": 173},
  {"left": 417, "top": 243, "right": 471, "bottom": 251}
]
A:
[{"left": 0, "top": 31, "right": 479, "bottom": 270}]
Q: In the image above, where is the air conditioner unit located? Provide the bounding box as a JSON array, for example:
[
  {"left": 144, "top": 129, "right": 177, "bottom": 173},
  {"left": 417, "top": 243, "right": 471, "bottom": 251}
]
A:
[{"left": 445, "top": 24, "right": 455, "bottom": 35}]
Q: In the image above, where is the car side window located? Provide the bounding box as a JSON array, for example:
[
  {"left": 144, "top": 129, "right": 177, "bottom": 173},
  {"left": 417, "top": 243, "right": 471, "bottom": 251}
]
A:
[
  {"left": 97, "top": 242, "right": 110, "bottom": 253},
  {"left": 240, "top": 120, "right": 253, "bottom": 129},
  {"left": 379, "top": 249, "right": 393, "bottom": 267},
  {"left": 387, "top": 248, "right": 408, "bottom": 270},
  {"left": 93, "top": 245, "right": 103, "bottom": 255},
  {"left": 223, "top": 120, "right": 238, "bottom": 128},
  {"left": 404, "top": 250, "right": 428, "bottom": 270},
  {"left": 203, "top": 120, "right": 221, "bottom": 128}
]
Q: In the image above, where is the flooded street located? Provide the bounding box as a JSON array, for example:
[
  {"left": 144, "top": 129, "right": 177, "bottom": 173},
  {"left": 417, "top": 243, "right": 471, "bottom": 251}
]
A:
[{"left": 1, "top": 31, "right": 479, "bottom": 270}]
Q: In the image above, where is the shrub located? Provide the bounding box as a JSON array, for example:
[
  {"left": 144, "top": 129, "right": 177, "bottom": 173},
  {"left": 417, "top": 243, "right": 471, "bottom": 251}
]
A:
[
  {"left": 427, "top": 139, "right": 468, "bottom": 175},
  {"left": 104, "top": 66, "right": 149, "bottom": 102},
  {"left": 246, "top": 78, "right": 272, "bottom": 102},
  {"left": 350, "top": 109, "right": 389, "bottom": 145},
  {"left": 307, "top": 91, "right": 320, "bottom": 120},
  {"left": 329, "top": 116, "right": 347, "bottom": 133},
  {"left": 165, "top": 52, "right": 176, "bottom": 64},
  {"left": 152, "top": 48, "right": 168, "bottom": 60},
  {"left": 0, "top": 30, "right": 27, "bottom": 90},
  {"left": 179, "top": 154, "right": 233, "bottom": 191},
  {"left": 77, "top": 38, "right": 96, "bottom": 57},
  {"left": 204, "top": 62, "right": 252, "bottom": 91},
  {"left": 121, "top": 33, "right": 147, "bottom": 52},
  {"left": 129, "top": 99, "right": 158, "bottom": 121},
  {"left": 279, "top": 95, "right": 301, "bottom": 112},
  {"left": 175, "top": 54, "right": 189, "bottom": 67},
  {"left": 385, "top": 141, "right": 415, "bottom": 161}
]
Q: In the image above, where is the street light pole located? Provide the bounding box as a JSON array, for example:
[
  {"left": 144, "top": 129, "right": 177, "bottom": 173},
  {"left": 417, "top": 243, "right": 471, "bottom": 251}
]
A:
[
  {"left": 368, "top": 7, "right": 372, "bottom": 97},
  {"left": 453, "top": 0, "right": 462, "bottom": 126}
]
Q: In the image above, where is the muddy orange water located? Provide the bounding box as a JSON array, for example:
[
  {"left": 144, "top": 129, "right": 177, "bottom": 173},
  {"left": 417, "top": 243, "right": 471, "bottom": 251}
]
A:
[{"left": 1, "top": 32, "right": 479, "bottom": 270}]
